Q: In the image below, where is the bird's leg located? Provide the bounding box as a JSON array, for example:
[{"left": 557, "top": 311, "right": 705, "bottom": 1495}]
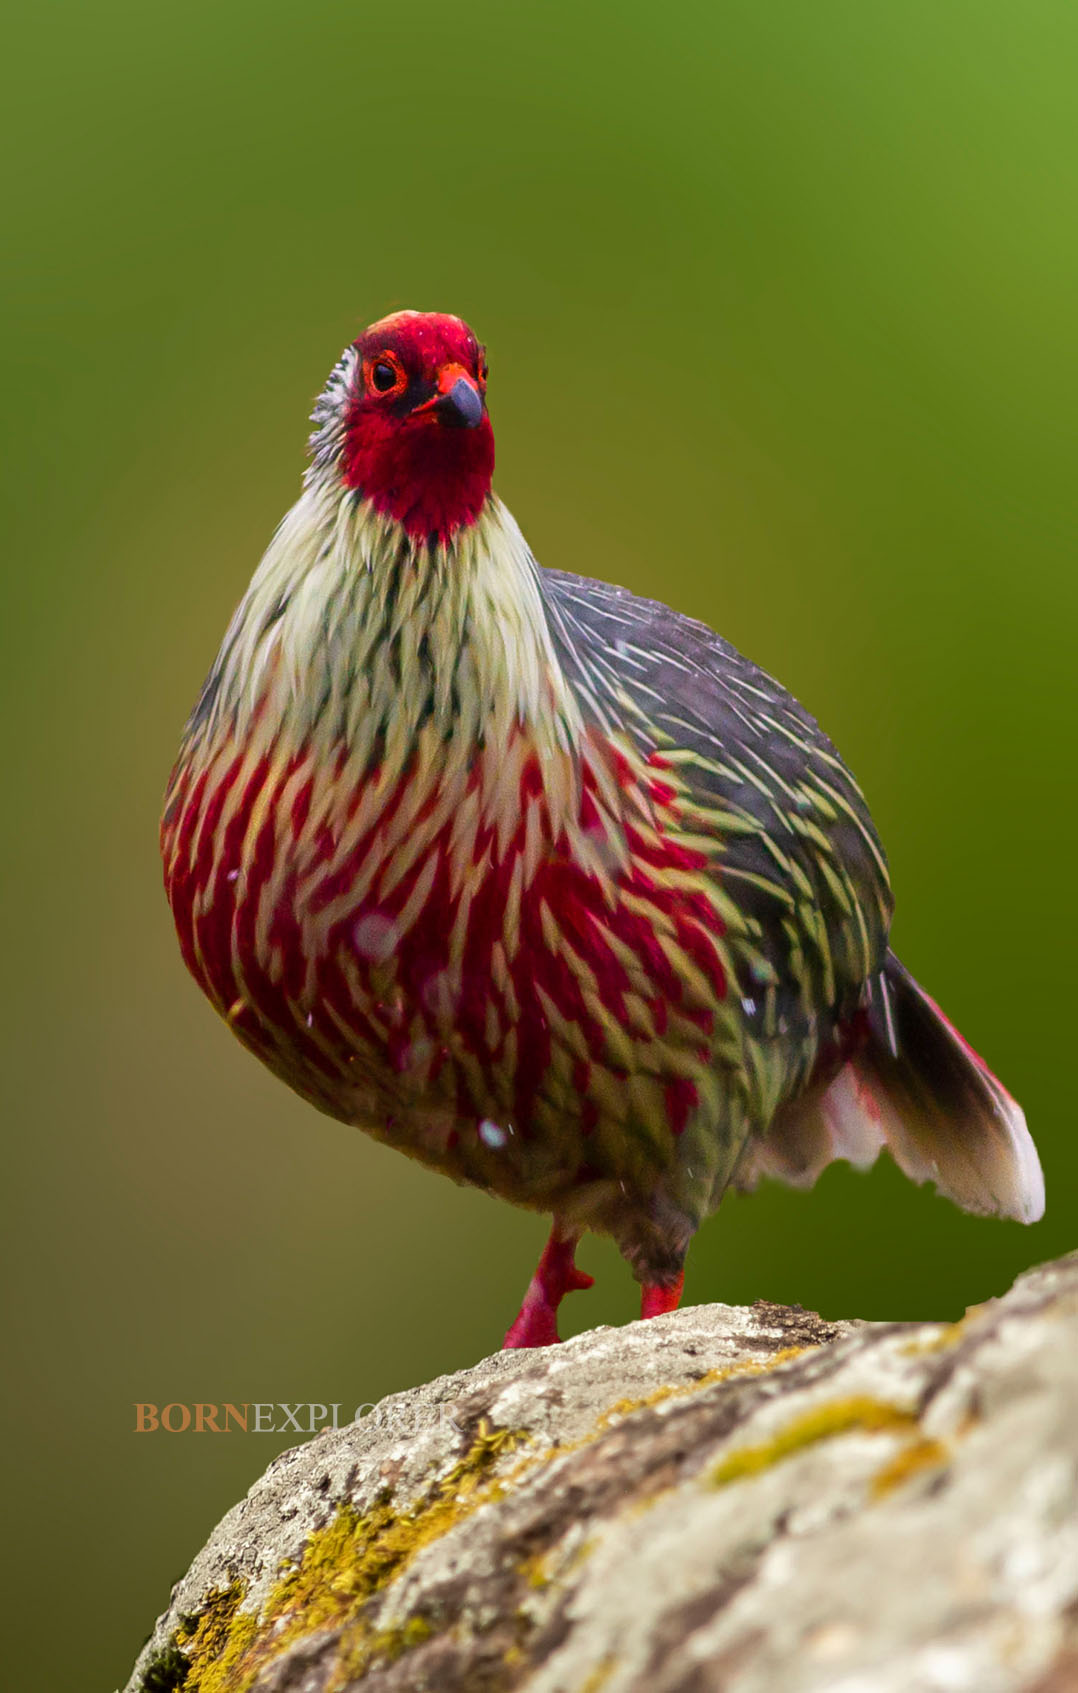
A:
[
  {"left": 503, "top": 1224, "right": 595, "bottom": 1349},
  {"left": 640, "top": 1271, "right": 685, "bottom": 1321}
]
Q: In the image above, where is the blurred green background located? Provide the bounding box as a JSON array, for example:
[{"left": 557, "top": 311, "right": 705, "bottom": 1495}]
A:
[{"left": 2, "top": 1, "right": 1075, "bottom": 1686}]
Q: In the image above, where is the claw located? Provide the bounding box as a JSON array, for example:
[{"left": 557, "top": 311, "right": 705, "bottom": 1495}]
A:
[{"left": 503, "top": 1226, "right": 594, "bottom": 1349}]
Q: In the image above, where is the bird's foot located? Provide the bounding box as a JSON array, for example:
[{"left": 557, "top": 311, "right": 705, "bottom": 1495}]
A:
[
  {"left": 640, "top": 1271, "right": 685, "bottom": 1321},
  {"left": 503, "top": 1227, "right": 594, "bottom": 1349}
]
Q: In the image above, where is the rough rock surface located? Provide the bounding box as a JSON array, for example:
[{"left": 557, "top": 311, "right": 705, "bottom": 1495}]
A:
[{"left": 126, "top": 1253, "right": 1078, "bottom": 1693}]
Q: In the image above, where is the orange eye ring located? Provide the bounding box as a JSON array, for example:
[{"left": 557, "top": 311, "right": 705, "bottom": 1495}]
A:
[{"left": 364, "top": 352, "right": 407, "bottom": 398}]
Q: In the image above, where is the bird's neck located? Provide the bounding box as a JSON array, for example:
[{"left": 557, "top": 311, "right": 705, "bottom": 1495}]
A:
[{"left": 187, "top": 483, "right": 586, "bottom": 822}]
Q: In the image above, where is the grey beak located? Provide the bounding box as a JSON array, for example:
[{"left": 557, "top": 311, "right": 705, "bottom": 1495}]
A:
[{"left": 435, "top": 377, "right": 484, "bottom": 429}]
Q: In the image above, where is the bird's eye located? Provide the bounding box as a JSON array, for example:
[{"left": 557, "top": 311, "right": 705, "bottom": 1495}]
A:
[{"left": 371, "top": 359, "right": 401, "bottom": 393}]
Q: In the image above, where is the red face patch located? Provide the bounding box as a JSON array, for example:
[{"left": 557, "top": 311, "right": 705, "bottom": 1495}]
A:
[{"left": 341, "top": 311, "right": 495, "bottom": 544}]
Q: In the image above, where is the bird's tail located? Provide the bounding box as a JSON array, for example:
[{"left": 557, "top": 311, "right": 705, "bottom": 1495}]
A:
[{"left": 737, "top": 951, "right": 1045, "bottom": 1223}]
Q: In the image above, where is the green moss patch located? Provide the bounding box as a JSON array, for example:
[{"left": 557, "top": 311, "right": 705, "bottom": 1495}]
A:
[
  {"left": 710, "top": 1396, "right": 918, "bottom": 1487},
  {"left": 143, "top": 1419, "right": 528, "bottom": 1693}
]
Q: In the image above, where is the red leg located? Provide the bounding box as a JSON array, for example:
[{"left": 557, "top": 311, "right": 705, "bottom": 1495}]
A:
[
  {"left": 640, "top": 1270, "right": 685, "bottom": 1321},
  {"left": 503, "top": 1226, "right": 595, "bottom": 1349}
]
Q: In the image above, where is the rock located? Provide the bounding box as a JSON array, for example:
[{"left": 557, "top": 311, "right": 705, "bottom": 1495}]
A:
[{"left": 124, "top": 1253, "right": 1078, "bottom": 1693}]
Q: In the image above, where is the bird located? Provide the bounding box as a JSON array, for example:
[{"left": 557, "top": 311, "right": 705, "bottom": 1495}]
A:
[{"left": 161, "top": 309, "right": 1045, "bottom": 1349}]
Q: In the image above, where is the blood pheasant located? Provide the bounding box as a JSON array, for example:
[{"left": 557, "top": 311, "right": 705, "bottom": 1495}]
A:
[{"left": 161, "top": 310, "right": 1044, "bottom": 1347}]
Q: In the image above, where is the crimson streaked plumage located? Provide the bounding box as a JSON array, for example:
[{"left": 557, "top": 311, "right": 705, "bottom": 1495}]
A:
[{"left": 161, "top": 309, "right": 1045, "bottom": 1348}]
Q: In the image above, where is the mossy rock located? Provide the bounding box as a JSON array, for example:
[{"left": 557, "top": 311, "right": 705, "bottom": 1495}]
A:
[{"left": 127, "top": 1254, "right": 1078, "bottom": 1693}]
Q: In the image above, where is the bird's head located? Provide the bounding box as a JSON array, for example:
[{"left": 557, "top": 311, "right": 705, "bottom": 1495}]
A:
[{"left": 317, "top": 309, "right": 495, "bottom": 546}]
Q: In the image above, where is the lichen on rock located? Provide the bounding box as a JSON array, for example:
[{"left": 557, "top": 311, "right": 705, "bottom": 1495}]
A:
[{"left": 126, "top": 1253, "right": 1078, "bottom": 1693}]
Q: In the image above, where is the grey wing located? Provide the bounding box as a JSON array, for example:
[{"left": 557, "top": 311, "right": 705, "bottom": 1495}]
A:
[{"left": 541, "top": 568, "right": 893, "bottom": 1046}]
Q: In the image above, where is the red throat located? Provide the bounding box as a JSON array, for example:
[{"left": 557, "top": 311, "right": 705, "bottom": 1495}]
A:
[{"left": 340, "top": 311, "right": 495, "bottom": 545}]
